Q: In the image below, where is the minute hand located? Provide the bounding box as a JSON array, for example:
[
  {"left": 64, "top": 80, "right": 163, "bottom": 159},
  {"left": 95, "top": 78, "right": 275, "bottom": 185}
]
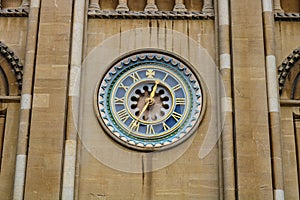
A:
[
  {"left": 137, "top": 101, "right": 150, "bottom": 121},
  {"left": 150, "top": 80, "right": 160, "bottom": 99}
]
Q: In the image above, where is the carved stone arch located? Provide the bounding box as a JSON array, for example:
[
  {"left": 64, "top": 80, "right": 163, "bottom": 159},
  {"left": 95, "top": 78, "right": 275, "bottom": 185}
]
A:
[
  {"left": 278, "top": 46, "right": 300, "bottom": 99},
  {"left": 0, "top": 41, "right": 23, "bottom": 95},
  {"left": 0, "top": 41, "right": 23, "bottom": 199}
]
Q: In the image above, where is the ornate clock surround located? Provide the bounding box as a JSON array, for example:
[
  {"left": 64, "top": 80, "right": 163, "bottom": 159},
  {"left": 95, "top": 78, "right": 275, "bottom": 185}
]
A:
[{"left": 95, "top": 49, "right": 206, "bottom": 151}]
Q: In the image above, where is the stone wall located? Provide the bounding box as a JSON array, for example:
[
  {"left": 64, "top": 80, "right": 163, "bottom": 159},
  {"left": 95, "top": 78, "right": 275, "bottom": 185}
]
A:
[
  {"left": 77, "top": 18, "right": 219, "bottom": 199},
  {"left": 0, "top": 16, "right": 26, "bottom": 200},
  {"left": 0, "top": 0, "right": 299, "bottom": 199}
]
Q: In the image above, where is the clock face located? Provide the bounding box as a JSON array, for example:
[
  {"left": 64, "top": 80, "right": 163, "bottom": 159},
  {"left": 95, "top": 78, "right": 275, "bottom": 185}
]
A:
[{"left": 96, "top": 51, "right": 204, "bottom": 151}]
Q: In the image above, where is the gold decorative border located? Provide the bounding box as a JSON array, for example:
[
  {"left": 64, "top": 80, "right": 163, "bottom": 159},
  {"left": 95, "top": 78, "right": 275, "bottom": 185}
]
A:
[{"left": 94, "top": 49, "right": 207, "bottom": 151}]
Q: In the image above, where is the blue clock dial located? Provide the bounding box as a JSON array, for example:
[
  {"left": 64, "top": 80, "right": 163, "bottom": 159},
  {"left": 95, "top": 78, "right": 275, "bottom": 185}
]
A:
[{"left": 96, "top": 51, "right": 204, "bottom": 151}]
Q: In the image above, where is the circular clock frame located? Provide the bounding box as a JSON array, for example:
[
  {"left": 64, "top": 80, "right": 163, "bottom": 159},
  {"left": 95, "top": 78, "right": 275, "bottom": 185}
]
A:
[{"left": 95, "top": 49, "right": 206, "bottom": 151}]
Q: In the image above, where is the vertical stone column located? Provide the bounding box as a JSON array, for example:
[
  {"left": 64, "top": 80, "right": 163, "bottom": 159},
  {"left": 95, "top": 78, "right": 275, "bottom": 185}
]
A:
[
  {"left": 273, "top": 0, "right": 284, "bottom": 13},
  {"left": 280, "top": 106, "right": 299, "bottom": 198},
  {"left": 13, "top": 0, "right": 41, "bottom": 200},
  {"left": 294, "top": 112, "right": 300, "bottom": 191},
  {"left": 173, "top": 0, "right": 187, "bottom": 11},
  {"left": 218, "top": 0, "right": 236, "bottom": 199},
  {"left": 61, "top": 0, "right": 85, "bottom": 199},
  {"left": 262, "top": 0, "right": 285, "bottom": 199},
  {"left": 20, "top": 0, "right": 30, "bottom": 8},
  {"left": 89, "top": 0, "right": 100, "bottom": 10},
  {"left": 116, "top": 0, "right": 129, "bottom": 11},
  {"left": 231, "top": 0, "right": 274, "bottom": 199},
  {"left": 202, "top": 0, "right": 214, "bottom": 13},
  {"left": 23, "top": 0, "right": 73, "bottom": 199},
  {"left": 0, "top": 114, "right": 5, "bottom": 163},
  {"left": 144, "top": 0, "right": 158, "bottom": 11}
]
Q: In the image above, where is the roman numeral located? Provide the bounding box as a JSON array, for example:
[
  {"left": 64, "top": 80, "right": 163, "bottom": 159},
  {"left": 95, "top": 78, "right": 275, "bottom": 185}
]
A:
[
  {"left": 130, "top": 72, "right": 141, "bottom": 82},
  {"left": 146, "top": 125, "right": 155, "bottom": 135},
  {"left": 129, "top": 120, "right": 140, "bottom": 132},
  {"left": 118, "top": 83, "right": 128, "bottom": 91},
  {"left": 162, "top": 122, "right": 170, "bottom": 131},
  {"left": 115, "top": 97, "right": 125, "bottom": 105},
  {"left": 172, "top": 84, "right": 181, "bottom": 91},
  {"left": 175, "top": 98, "right": 185, "bottom": 105},
  {"left": 162, "top": 74, "right": 168, "bottom": 82},
  {"left": 117, "top": 109, "right": 129, "bottom": 123},
  {"left": 171, "top": 111, "right": 182, "bottom": 122}
]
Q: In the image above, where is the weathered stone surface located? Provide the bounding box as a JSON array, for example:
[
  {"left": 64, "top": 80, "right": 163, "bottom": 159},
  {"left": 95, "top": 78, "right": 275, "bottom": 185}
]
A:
[{"left": 0, "top": 0, "right": 299, "bottom": 199}]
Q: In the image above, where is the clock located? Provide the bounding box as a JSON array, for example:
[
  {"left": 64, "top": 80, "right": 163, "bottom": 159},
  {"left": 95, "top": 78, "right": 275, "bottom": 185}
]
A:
[{"left": 95, "top": 50, "right": 205, "bottom": 151}]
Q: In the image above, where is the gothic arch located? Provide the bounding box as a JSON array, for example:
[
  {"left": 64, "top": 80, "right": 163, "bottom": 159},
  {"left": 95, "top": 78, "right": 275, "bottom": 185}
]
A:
[
  {"left": 0, "top": 41, "right": 23, "bottom": 199},
  {"left": 278, "top": 46, "right": 300, "bottom": 99},
  {"left": 0, "top": 41, "right": 23, "bottom": 95}
]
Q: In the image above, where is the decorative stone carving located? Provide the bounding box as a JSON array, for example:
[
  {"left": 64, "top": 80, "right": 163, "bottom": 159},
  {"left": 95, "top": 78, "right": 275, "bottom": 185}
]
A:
[
  {"left": 278, "top": 47, "right": 300, "bottom": 97},
  {"left": 88, "top": 10, "right": 214, "bottom": 20},
  {"left": 275, "top": 12, "right": 300, "bottom": 21},
  {"left": 0, "top": 41, "right": 24, "bottom": 93},
  {"left": 0, "top": 8, "right": 28, "bottom": 17}
]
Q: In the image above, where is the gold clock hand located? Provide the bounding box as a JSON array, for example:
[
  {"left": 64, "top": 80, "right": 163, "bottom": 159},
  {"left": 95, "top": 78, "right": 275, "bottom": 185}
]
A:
[
  {"left": 149, "top": 80, "right": 160, "bottom": 99},
  {"left": 129, "top": 101, "right": 149, "bottom": 133},
  {"left": 137, "top": 100, "right": 150, "bottom": 120},
  {"left": 134, "top": 80, "right": 160, "bottom": 125},
  {"left": 137, "top": 80, "right": 160, "bottom": 121}
]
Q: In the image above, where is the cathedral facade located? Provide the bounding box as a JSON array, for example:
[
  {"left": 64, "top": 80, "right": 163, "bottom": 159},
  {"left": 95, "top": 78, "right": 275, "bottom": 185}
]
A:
[{"left": 0, "top": 0, "right": 299, "bottom": 199}]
